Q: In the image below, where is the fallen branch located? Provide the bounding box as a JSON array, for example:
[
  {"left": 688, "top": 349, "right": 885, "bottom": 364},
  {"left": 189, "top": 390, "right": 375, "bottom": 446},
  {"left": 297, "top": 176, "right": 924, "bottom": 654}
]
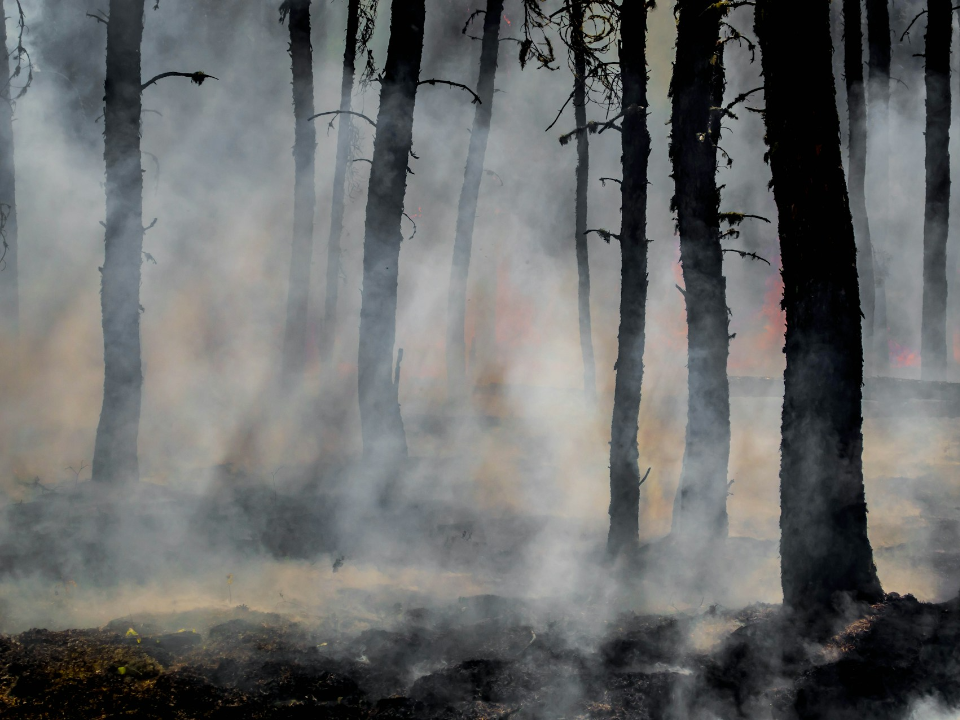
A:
[
  {"left": 418, "top": 78, "right": 482, "bottom": 104},
  {"left": 141, "top": 71, "right": 218, "bottom": 91}
]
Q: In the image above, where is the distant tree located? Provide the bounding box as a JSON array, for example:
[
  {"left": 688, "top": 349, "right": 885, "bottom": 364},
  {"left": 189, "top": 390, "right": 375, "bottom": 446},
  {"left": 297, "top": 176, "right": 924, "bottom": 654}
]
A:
[
  {"left": 866, "top": 0, "right": 891, "bottom": 371},
  {"left": 93, "top": 1, "right": 214, "bottom": 483},
  {"left": 280, "top": 0, "right": 318, "bottom": 388},
  {"left": 446, "top": 0, "right": 503, "bottom": 404},
  {"left": 843, "top": 0, "right": 877, "bottom": 365},
  {"left": 921, "top": 0, "right": 951, "bottom": 379},
  {"left": 607, "top": 0, "right": 650, "bottom": 559},
  {"left": 357, "top": 0, "right": 426, "bottom": 460},
  {"left": 0, "top": 1, "right": 26, "bottom": 339},
  {"left": 668, "top": 0, "right": 729, "bottom": 544},
  {"left": 755, "top": 0, "right": 883, "bottom": 620}
]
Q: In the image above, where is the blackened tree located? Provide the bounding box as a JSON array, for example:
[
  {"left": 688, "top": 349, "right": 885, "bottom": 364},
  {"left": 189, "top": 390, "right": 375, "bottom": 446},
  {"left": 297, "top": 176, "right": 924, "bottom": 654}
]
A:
[{"left": 755, "top": 0, "right": 883, "bottom": 618}]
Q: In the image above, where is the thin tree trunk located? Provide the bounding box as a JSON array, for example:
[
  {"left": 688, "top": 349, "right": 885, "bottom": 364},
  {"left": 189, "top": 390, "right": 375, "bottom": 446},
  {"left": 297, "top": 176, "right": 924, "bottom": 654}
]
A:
[
  {"left": 92, "top": 0, "right": 147, "bottom": 484},
  {"left": 446, "top": 0, "right": 503, "bottom": 403},
  {"left": 922, "top": 0, "right": 952, "bottom": 379},
  {"left": 572, "top": 0, "right": 596, "bottom": 403},
  {"left": 319, "top": 0, "right": 360, "bottom": 368},
  {"left": 357, "top": 0, "right": 425, "bottom": 459},
  {"left": 607, "top": 0, "right": 650, "bottom": 559},
  {"left": 866, "top": 0, "right": 891, "bottom": 372},
  {"left": 281, "top": 0, "right": 318, "bottom": 387},
  {"left": 755, "top": 0, "right": 883, "bottom": 619},
  {"left": 668, "top": 0, "right": 729, "bottom": 543},
  {"left": 844, "top": 0, "right": 876, "bottom": 364},
  {"left": 0, "top": 4, "right": 18, "bottom": 338}
]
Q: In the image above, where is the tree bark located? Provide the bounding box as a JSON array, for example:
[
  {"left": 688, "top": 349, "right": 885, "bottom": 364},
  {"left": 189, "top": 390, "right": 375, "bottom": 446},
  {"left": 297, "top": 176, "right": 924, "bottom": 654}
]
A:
[
  {"left": 866, "top": 0, "right": 891, "bottom": 372},
  {"left": 921, "top": 0, "right": 951, "bottom": 380},
  {"left": 93, "top": 0, "right": 147, "bottom": 484},
  {"left": 319, "top": 0, "right": 360, "bottom": 368},
  {"left": 357, "top": 0, "right": 425, "bottom": 460},
  {"left": 755, "top": 0, "right": 883, "bottom": 618},
  {"left": 607, "top": 0, "right": 650, "bottom": 559},
  {"left": 281, "top": 0, "right": 318, "bottom": 387},
  {"left": 446, "top": 0, "right": 503, "bottom": 403},
  {"left": 844, "top": 0, "right": 876, "bottom": 364},
  {"left": 572, "top": 0, "right": 596, "bottom": 403},
  {"left": 0, "top": 4, "right": 19, "bottom": 338},
  {"left": 668, "top": 0, "right": 729, "bottom": 544}
]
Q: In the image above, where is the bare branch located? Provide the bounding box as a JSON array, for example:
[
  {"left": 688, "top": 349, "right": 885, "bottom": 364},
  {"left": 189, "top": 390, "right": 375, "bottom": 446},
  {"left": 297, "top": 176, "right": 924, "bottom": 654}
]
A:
[
  {"left": 599, "top": 177, "right": 622, "bottom": 186},
  {"left": 309, "top": 110, "right": 377, "bottom": 128},
  {"left": 722, "top": 248, "right": 771, "bottom": 265},
  {"left": 639, "top": 467, "right": 651, "bottom": 487},
  {"left": 585, "top": 228, "right": 621, "bottom": 243},
  {"left": 544, "top": 88, "right": 575, "bottom": 132},
  {"left": 86, "top": 11, "right": 109, "bottom": 25},
  {"left": 402, "top": 212, "right": 417, "bottom": 240},
  {"left": 418, "top": 78, "right": 482, "bottom": 104}
]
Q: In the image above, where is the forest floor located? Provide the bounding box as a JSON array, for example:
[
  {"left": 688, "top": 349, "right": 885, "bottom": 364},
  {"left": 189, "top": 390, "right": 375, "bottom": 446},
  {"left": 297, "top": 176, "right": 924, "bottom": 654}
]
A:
[{"left": 2, "top": 592, "right": 960, "bottom": 719}]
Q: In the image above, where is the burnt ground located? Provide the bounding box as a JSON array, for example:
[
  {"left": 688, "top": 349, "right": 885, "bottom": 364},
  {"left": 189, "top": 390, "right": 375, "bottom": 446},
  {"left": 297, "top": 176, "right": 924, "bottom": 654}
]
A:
[{"left": 1, "top": 594, "right": 960, "bottom": 719}]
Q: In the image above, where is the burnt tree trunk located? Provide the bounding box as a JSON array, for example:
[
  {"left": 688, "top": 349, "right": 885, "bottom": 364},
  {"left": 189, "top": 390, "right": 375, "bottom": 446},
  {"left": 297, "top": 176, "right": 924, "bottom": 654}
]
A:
[
  {"left": 844, "top": 0, "right": 876, "bottom": 361},
  {"left": 280, "top": 0, "right": 318, "bottom": 387},
  {"left": 755, "top": 0, "right": 883, "bottom": 618},
  {"left": 607, "top": 0, "right": 650, "bottom": 559},
  {"left": 668, "top": 0, "right": 729, "bottom": 543},
  {"left": 921, "top": 0, "right": 951, "bottom": 380},
  {"left": 446, "top": 0, "right": 503, "bottom": 403},
  {"left": 92, "top": 0, "right": 146, "bottom": 484},
  {"left": 319, "top": 0, "right": 360, "bottom": 368},
  {"left": 572, "top": 0, "right": 596, "bottom": 403},
  {"left": 0, "top": 5, "right": 18, "bottom": 338},
  {"left": 866, "top": 0, "right": 891, "bottom": 371},
  {"left": 357, "top": 0, "right": 425, "bottom": 459}
]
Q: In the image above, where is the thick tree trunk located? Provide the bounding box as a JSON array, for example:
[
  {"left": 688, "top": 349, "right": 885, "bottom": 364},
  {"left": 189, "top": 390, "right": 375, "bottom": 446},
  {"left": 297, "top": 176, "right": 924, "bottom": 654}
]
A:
[
  {"left": 921, "top": 0, "right": 951, "bottom": 380},
  {"left": 668, "top": 0, "right": 729, "bottom": 543},
  {"left": 755, "top": 0, "right": 883, "bottom": 618},
  {"left": 281, "top": 0, "right": 318, "bottom": 387},
  {"left": 446, "top": 0, "right": 503, "bottom": 402},
  {"left": 92, "top": 0, "right": 146, "bottom": 484},
  {"left": 572, "top": 0, "right": 596, "bottom": 403},
  {"left": 319, "top": 0, "right": 360, "bottom": 368},
  {"left": 844, "top": 0, "right": 876, "bottom": 362},
  {"left": 866, "top": 0, "right": 891, "bottom": 372},
  {"left": 607, "top": 0, "right": 650, "bottom": 559},
  {"left": 0, "top": 5, "right": 18, "bottom": 338},
  {"left": 357, "top": 0, "right": 425, "bottom": 459}
]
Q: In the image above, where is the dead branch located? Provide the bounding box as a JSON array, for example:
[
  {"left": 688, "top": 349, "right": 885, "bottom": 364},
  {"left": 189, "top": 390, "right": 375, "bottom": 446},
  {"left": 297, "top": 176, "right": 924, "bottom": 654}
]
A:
[
  {"left": 719, "top": 211, "right": 771, "bottom": 225},
  {"left": 402, "top": 212, "right": 417, "bottom": 240},
  {"left": 86, "top": 11, "right": 108, "bottom": 25},
  {"left": 309, "top": 109, "right": 377, "bottom": 128},
  {"left": 713, "top": 86, "right": 763, "bottom": 120},
  {"left": 141, "top": 71, "right": 218, "bottom": 91},
  {"left": 585, "top": 228, "right": 621, "bottom": 243},
  {"left": 484, "top": 168, "right": 504, "bottom": 185},
  {"left": 418, "top": 78, "right": 482, "bottom": 104},
  {"left": 900, "top": 9, "right": 926, "bottom": 42},
  {"left": 722, "top": 248, "right": 771, "bottom": 265},
  {"left": 599, "top": 177, "right": 621, "bottom": 186},
  {"left": 544, "top": 88, "right": 575, "bottom": 132},
  {"left": 639, "top": 467, "right": 651, "bottom": 487}
]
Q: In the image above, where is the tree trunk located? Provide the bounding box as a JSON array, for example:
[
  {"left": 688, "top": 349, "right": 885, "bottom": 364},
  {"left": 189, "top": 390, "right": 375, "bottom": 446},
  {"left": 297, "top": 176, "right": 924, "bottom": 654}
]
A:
[
  {"left": 921, "top": 0, "right": 951, "bottom": 380},
  {"left": 572, "top": 0, "right": 596, "bottom": 403},
  {"left": 866, "top": 0, "right": 891, "bottom": 372},
  {"left": 357, "top": 0, "right": 425, "bottom": 460},
  {"left": 668, "top": 0, "right": 729, "bottom": 544},
  {"left": 319, "top": 0, "right": 360, "bottom": 368},
  {"left": 280, "top": 0, "right": 318, "bottom": 387},
  {"left": 844, "top": 0, "right": 876, "bottom": 364},
  {"left": 446, "top": 0, "right": 503, "bottom": 403},
  {"left": 755, "top": 0, "right": 883, "bottom": 618},
  {"left": 0, "top": 4, "right": 19, "bottom": 338},
  {"left": 92, "top": 0, "right": 147, "bottom": 484},
  {"left": 607, "top": 0, "right": 650, "bottom": 559}
]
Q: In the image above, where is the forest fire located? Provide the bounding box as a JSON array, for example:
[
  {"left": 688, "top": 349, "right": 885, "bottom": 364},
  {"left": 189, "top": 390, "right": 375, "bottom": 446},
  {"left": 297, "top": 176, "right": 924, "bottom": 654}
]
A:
[{"left": 0, "top": 0, "right": 958, "bottom": 718}]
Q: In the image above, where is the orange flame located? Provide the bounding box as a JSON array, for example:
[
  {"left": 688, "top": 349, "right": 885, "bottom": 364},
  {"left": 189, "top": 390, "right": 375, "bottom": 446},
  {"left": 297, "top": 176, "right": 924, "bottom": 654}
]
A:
[{"left": 889, "top": 340, "right": 919, "bottom": 368}]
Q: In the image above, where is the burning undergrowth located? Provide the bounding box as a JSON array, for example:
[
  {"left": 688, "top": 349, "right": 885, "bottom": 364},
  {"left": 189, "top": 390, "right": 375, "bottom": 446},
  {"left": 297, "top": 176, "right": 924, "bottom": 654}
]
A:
[{"left": 2, "top": 593, "right": 960, "bottom": 718}]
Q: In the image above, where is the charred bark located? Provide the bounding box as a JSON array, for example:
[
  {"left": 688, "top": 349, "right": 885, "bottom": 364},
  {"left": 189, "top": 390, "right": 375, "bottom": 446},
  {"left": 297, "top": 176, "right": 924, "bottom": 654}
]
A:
[
  {"left": 572, "top": 0, "right": 596, "bottom": 403},
  {"left": 319, "top": 0, "right": 361, "bottom": 368},
  {"left": 607, "top": 0, "right": 650, "bottom": 559},
  {"left": 446, "top": 0, "right": 503, "bottom": 403},
  {"left": 92, "top": 0, "right": 147, "bottom": 484},
  {"left": 0, "top": 5, "right": 18, "bottom": 338},
  {"left": 668, "top": 0, "right": 729, "bottom": 543},
  {"left": 844, "top": 0, "right": 876, "bottom": 361},
  {"left": 866, "top": 0, "right": 891, "bottom": 371},
  {"left": 357, "top": 0, "right": 425, "bottom": 459},
  {"left": 921, "top": 0, "right": 951, "bottom": 380},
  {"left": 755, "top": 0, "right": 883, "bottom": 617},
  {"left": 280, "top": 0, "right": 318, "bottom": 387}
]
